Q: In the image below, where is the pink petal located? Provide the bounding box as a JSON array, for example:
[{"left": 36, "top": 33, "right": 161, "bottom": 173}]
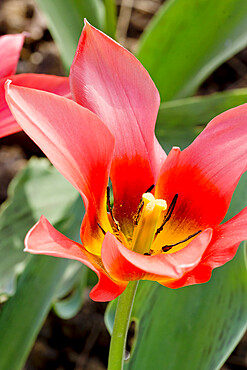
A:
[
  {"left": 156, "top": 104, "right": 247, "bottom": 233},
  {"left": 90, "top": 272, "right": 127, "bottom": 302},
  {"left": 0, "top": 74, "right": 71, "bottom": 138},
  {"left": 161, "top": 264, "right": 213, "bottom": 289},
  {"left": 5, "top": 82, "right": 115, "bottom": 254},
  {"left": 203, "top": 206, "right": 247, "bottom": 268},
  {"left": 164, "top": 207, "right": 247, "bottom": 289},
  {"left": 0, "top": 33, "right": 25, "bottom": 78},
  {"left": 101, "top": 229, "right": 212, "bottom": 282},
  {"left": 25, "top": 216, "right": 127, "bottom": 302},
  {"left": 70, "top": 21, "right": 165, "bottom": 228}
]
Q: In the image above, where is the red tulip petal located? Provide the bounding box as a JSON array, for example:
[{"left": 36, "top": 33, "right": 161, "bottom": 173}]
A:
[
  {"left": 0, "top": 33, "right": 25, "bottom": 78},
  {"left": 25, "top": 216, "right": 127, "bottom": 302},
  {"left": 90, "top": 272, "right": 127, "bottom": 302},
  {"left": 164, "top": 207, "right": 247, "bottom": 289},
  {"left": 70, "top": 21, "right": 165, "bottom": 230},
  {"left": 160, "top": 264, "right": 213, "bottom": 289},
  {"left": 156, "top": 104, "right": 247, "bottom": 238},
  {"left": 5, "top": 82, "right": 115, "bottom": 255},
  {"left": 0, "top": 74, "right": 71, "bottom": 138},
  {"left": 101, "top": 229, "right": 212, "bottom": 282},
  {"left": 203, "top": 206, "right": 247, "bottom": 268}
]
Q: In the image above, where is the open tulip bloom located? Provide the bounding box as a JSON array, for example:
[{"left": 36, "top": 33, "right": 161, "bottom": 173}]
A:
[
  {"left": 4, "top": 20, "right": 247, "bottom": 317},
  {"left": 0, "top": 33, "right": 71, "bottom": 138}
]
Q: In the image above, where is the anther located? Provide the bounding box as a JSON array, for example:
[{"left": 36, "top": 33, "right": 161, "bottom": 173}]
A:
[
  {"left": 162, "top": 230, "right": 202, "bottom": 252},
  {"left": 155, "top": 194, "right": 178, "bottom": 236},
  {"left": 144, "top": 252, "right": 151, "bottom": 256},
  {"left": 133, "top": 200, "right": 144, "bottom": 226},
  {"left": 146, "top": 184, "right": 155, "bottom": 193},
  {"left": 97, "top": 223, "right": 106, "bottom": 235},
  {"left": 162, "top": 246, "right": 173, "bottom": 252},
  {"left": 133, "top": 185, "right": 155, "bottom": 226},
  {"left": 132, "top": 193, "right": 167, "bottom": 254}
]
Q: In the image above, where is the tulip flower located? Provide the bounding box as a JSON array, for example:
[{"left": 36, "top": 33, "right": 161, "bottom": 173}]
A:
[
  {"left": 0, "top": 33, "right": 71, "bottom": 138},
  {"left": 5, "top": 22, "right": 247, "bottom": 302}
]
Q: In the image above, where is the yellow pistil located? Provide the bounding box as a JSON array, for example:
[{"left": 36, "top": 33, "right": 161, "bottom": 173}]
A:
[{"left": 131, "top": 193, "right": 167, "bottom": 254}]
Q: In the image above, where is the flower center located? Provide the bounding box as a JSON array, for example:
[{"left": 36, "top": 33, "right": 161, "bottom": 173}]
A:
[
  {"left": 131, "top": 193, "right": 167, "bottom": 254},
  {"left": 103, "top": 186, "right": 202, "bottom": 256}
]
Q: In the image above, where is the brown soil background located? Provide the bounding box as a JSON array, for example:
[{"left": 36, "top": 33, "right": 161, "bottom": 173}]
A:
[{"left": 0, "top": 0, "right": 247, "bottom": 369}]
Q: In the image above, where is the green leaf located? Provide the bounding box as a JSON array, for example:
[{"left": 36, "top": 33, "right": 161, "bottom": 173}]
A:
[
  {"left": 0, "top": 158, "right": 78, "bottom": 297},
  {"left": 53, "top": 261, "right": 88, "bottom": 319},
  {"left": 105, "top": 295, "right": 117, "bottom": 335},
  {"left": 137, "top": 0, "right": 247, "bottom": 101},
  {"left": 0, "top": 158, "right": 87, "bottom": 369},
  {"left": 156, "top": 88, "right": 247, "bottom": 151},
  {"left": 51, "top": 197, "right": 88, "bottom": 320},
  {"left": 106, "top": 251, "right": 247, "bottom": 370},
  {"left": 104, "top": 0, "right": 117, "bottom": 38},
  {"left": 125, "top": 247, "right": 247, "bottom": 370},
  {"left": 0, "top": 255, "right": 68, "bottom": 370},
  {"left": 34, "top": 0, "right": 105, "bottom": 71}
]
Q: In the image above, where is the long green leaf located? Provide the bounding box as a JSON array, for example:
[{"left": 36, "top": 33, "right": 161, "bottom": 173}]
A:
[
  {"left": 126, "top": 246, "right": 247, "bottom": 370},
  {"left": 0, "top": 158, "right": 78, "bottom": 297},
  {"left": 157, "top": 88, "right": 247, "bottom": 151},
  {"left": 53, "top": 261, "right": 88, "bottom": 319},
  {"left": 0, "top": 255, "right": 68, "bottom": 370},
  {"left": 0, "top": 158, "right": 86, "bottom": 369},
  {"left": 137, "top": 0, "right": 247, "bottom": 101},
  {"left": 34, "top": 0, "right": 105, "bottom": 71}
]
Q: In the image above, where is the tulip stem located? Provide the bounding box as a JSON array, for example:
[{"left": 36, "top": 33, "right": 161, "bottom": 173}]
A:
[{"left": 108, "top": 280, "right": 139, "bottom": 370}]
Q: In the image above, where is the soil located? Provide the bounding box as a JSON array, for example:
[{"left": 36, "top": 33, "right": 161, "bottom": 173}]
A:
[{"left": 0, "top": 0, "right": 247, "bottom": 369}]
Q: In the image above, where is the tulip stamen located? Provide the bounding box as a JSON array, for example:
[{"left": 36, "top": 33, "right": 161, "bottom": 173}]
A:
[
  {"left": 97, "top": 223, "right": 106, "bottom": 235},
  {"left": 133, "top": 200, "right": 144, "bottom": 226},
  {"left": 132, "top": 193, "right": 167, "bottom": 254},
  {"left": 146, "top": 184, "right": 155, "bottom": 193},
  {"left": 162, "top": 246, "right": 173, "bottom": 252},
  {"left": 133, "top": 185, "right": 155, "bottom": 226},
  {"left": 107, "top": 186, "right": 120, "bottom": 231},
  {"left": 155, "top": 194, "right": 178, "bottom": 236},
  {"left": 162, "top": 229, "right": 202, "bottom": 252}
]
